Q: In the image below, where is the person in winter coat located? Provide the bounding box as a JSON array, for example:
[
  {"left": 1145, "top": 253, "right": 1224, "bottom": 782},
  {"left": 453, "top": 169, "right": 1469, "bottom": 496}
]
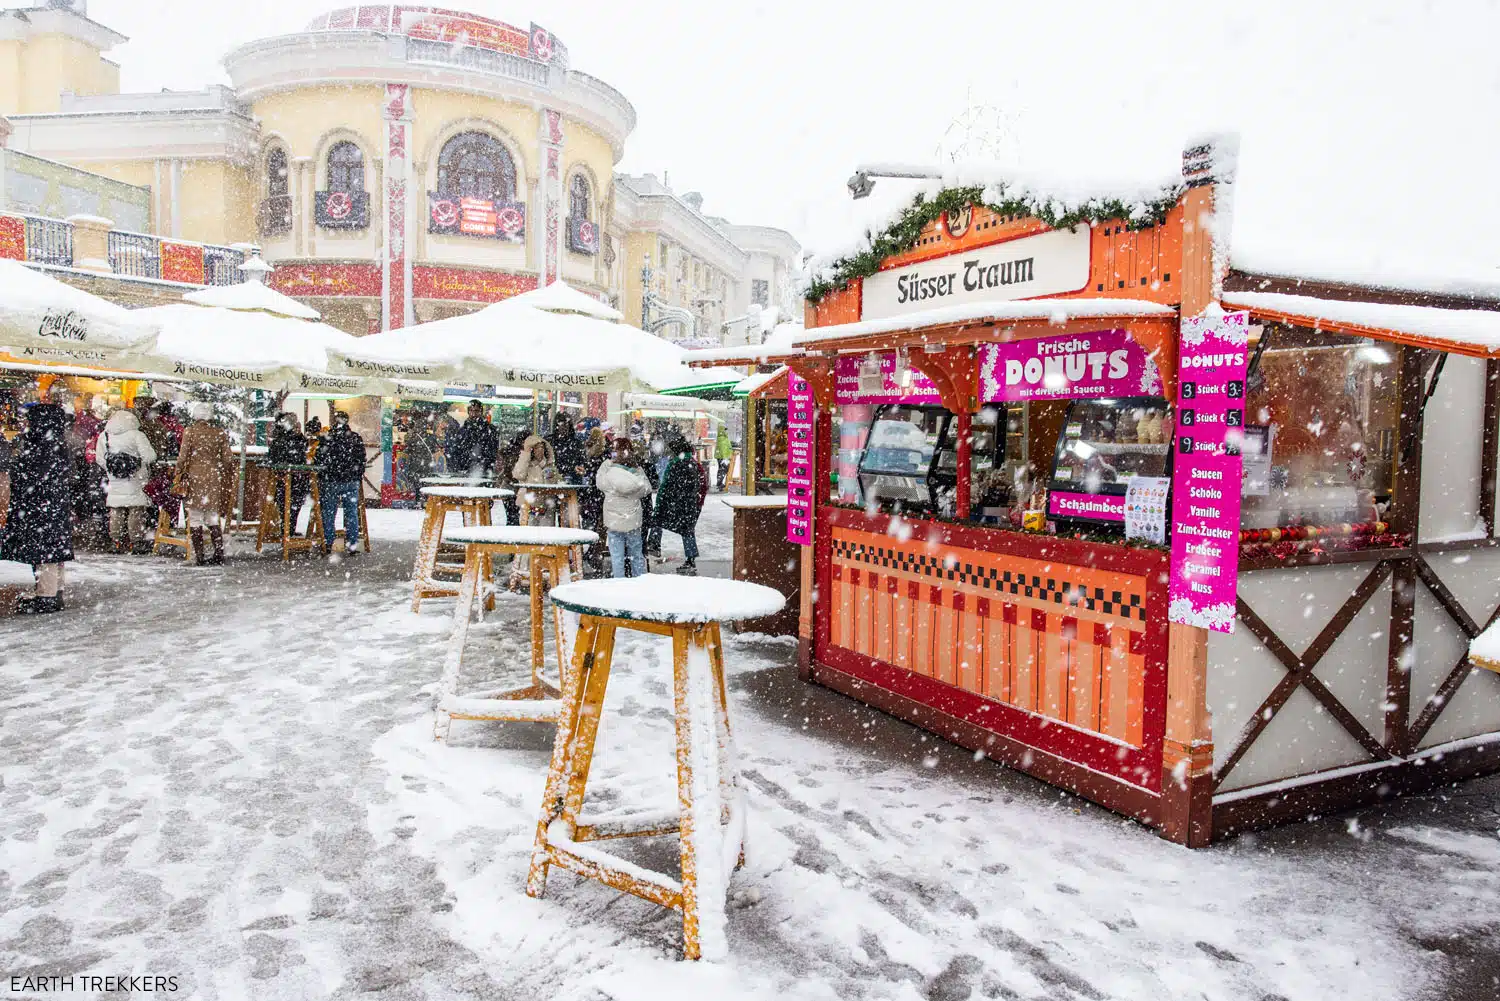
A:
[
  {"left": 512, "top": 433, "right": 558, "bottom": 485},
  {"left": 579, "top": 427, "right": 610, "bottom": 573},
  {"left": 596, "top": 436, "right": 653, "bottom": 578},
  {"left": 171, "top": 402, "right": 234, "bottom": 565},
  {"left": 76, "top": 398, "right": 110, "bottom": 546},
  {"left": 447, "top": 400, "right": 499, "bottom": 478},
  {"left": 1, "top": 403, "right": 74, "bottom": 613},
  {"left": 715, "top": 427, "right": 733, "bottom": 491},
  {"left": 319, "top": 410, "right": 368, "bottom": 556},
  {"left": 95, "top": 407, "right": 157, "bottom": 554},
  {"left": 549, "top": 412, "right": 587, "bottom": 484},
  {"left": 655, "top": 433, "right": 708, "bottom": 575},
  {"left": 496, "top": 429, "right": 529, "bottom": 526},
  {"left": 140, "top": 401, "right": 180, "bottom": 523},
  {"left": 267, "top": 412, "right": 311, "bottom": 534},
  {"left": 399, "top": 415, "right": 437, "bottom": 501},
  {"left": 154, "top": 402, "right": 185, "bottom": 455},
  {"left": 640, "top": 437, "right": 662, "bottom": 556}
]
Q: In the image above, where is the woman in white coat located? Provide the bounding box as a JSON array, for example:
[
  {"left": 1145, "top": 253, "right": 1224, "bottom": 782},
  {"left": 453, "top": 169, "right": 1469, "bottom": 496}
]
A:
[
  {"left": 95, "top": 408, "right": 157, "bottom": 554},
  {"left": 596, "top": 436, "right": 653, "bottom": 578}
]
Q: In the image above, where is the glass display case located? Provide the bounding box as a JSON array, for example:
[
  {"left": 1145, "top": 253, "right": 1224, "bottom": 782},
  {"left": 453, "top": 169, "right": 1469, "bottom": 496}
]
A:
[
  {"left": 857, "top": 403, "right": 1021, "bottom": 519},
  {"left": 1048, "top": 398, "right": 1173, "bottom": 528}
]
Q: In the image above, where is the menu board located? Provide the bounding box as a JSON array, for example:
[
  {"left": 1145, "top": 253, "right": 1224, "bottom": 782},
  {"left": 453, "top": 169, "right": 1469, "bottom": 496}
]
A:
[
  {"left": 1168, "top": 311, "right": 1251, "bottom": 633},
  {"left": 979, "top": 328, "right": 1163, "bottom": 402},
  {"left": 1124, "top": 476, "right": 1169, "bottom": 544},
  {"left": 786, "top": 373, "right": 814, "bottom": 545},
  {"left": 834, "top": 352, "right": 942, "bottom": 405}
]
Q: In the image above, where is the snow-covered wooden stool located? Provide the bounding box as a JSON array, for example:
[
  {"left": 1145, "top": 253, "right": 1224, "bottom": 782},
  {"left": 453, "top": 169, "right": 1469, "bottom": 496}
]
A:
[
  {"left": 152, "top": 505, "right": 194, "bottom": 561},
  {"left": 526, "top": 576, "right": 786, "bottom": 961},
  {"left": 516, "top": 482, "right": 584, "bottom": 576},
  {"left": 433, "top": 525, "right": 599, "bottom": 738},
  {"left": 410, "top": 486, "right": 512, "bottom": 612},
  {"left": 255, "top": 464, "right": 324, "bottom": 560}
]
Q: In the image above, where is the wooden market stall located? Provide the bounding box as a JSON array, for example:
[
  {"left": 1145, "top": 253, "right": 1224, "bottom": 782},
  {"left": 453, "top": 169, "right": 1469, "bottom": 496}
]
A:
[{"left": 689, "top": 139, "right": 1500, "bottom": 845}]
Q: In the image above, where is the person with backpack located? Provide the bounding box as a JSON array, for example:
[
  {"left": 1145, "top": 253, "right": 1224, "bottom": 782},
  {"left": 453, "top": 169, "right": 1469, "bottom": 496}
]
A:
[
  {"left": 596, "top": 436, "right": 653, "bottom": 578},
  {"left": 172, "top": 402, "right": 235, "bottom": 565},
  {"left": 95, "top": 406, "right": 156, "bottom": 554},
  {"left": 1, "top": 403, "right": 74, "bottom": 613},
  {"left": 654, "top": 432, "right": 708, "bottom": 576},
  {"left": 320, "top": 410, "right": 368, "bottom": 557}
]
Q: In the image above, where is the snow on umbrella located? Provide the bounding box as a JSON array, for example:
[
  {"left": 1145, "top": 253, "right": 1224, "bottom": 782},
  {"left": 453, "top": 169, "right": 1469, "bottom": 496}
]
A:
[
  {"left": 499, "top": 279, "right": 624, "bottom": 322},
  {"left": 181, "top": 279, "right": 322, "bottom": 321},
  {"left": 127, "top": 302, "right": 372, "bottom": 393},
  {"left": 0, "top": 258, "right": 160, "bottom": 357}
]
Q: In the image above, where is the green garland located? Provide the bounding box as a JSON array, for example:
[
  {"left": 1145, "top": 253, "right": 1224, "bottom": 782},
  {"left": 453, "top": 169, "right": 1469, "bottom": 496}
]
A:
[{"left": 806, "top": 182, "right": 1183, "bottom": 304}]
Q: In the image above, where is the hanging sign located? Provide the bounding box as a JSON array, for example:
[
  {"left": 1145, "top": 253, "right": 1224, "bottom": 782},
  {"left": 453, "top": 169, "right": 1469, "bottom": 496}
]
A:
[
  {"left": 860, "top": 227, "right": 1090, "bottom": 321},
  {"left": 834, "top": 352, "right": 942, "bottom": 405},
  {"left": 979, "top": 328, "right": 1162, "bottom": 402},
  {"left": 1168, "top": 310, "right": 1251, "bottom": 633},
  {"left": 786, "top": 373, "right": 814, "bottom": 546}
]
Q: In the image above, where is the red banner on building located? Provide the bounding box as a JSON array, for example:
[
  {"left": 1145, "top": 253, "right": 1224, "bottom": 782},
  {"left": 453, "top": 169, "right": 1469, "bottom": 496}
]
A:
[
  {"left": 160, "top": 241, "right": 206, "bottom": 285},
  {"left": 269, "top": 262, "right": 383, "bottom": 298},
  {"left": 411, "top": 265, "right": 536, "bottom": 304},
  {"left": 0, "top": 216, "right": 25, "bottom": 261}
]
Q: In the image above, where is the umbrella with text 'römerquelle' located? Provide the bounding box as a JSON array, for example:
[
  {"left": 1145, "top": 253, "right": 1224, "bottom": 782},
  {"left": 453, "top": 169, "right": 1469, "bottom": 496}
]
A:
[{"left": 0, "top": 258, "right": 160, "bottom": 356}]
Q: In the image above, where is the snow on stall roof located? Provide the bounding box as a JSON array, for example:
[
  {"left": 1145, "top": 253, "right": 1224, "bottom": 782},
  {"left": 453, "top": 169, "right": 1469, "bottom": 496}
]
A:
[
  {"left": 1223, "top": 291, "right": 1500, "bottom": 353},
  {"left": 182, "top": 281, "right": 322, "bottom": 320},
  {"left": 721, "top": 494, "right": 789, "bottom": 509},
  {"left": 502, "top": 280, "right": 624, "bottom": 322},
  {"left": 732, "top": 366, "right": 787, "bottom": 396},
  {"left": 689, "top": 323, "right": 807, "bottom": 364},
  {"left": 549, "top": 574, "right": 786, "bottom": 623},
  {"left": 791, "top": 298, "right": 1176, "bottom": 347},
  {"left": 1470, "top": 621, "right": 1500, "bottom": 668}
]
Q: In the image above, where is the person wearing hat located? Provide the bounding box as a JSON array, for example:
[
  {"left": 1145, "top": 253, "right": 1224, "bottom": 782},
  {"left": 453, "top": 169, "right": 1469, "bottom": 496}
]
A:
[
  {"left": 1, "top": 403, "right": 74, "bottom": 613},
  {"left": 172, "top": 402, "right": 234, "bottom": 565},
  {"left": 319, "top": 410, "right": 368, "bottom": 556}
]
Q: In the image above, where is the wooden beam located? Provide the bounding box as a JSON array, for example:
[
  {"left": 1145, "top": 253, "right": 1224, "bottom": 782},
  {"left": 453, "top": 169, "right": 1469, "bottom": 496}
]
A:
[{"left": 1482, "top": 359, "right": 1499, "bottom": 535}]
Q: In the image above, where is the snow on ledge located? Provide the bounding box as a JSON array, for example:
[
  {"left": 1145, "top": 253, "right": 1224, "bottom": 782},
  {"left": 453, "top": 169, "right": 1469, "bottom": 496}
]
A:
[
  {"left": 1471, "top": 621, "right": 1500, "bottom": 668},
  {"left": 721, "top": 495, "right": 789, "bottom": 509},
  {"left": 792, "top": 298, "right": 1176, "bottom": 347},
  {"left": 1223, "top": 291, "right": 1500, "bottom": 352}
]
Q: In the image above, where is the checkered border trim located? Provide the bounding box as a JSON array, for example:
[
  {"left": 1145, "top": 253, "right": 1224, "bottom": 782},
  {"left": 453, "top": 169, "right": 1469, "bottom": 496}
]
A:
[{"left": 832, "top": 538, "right": 1147, "bottom": 621}]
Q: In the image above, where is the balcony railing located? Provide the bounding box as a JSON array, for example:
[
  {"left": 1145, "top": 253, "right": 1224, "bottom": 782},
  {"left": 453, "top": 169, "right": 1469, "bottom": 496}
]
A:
[
  {"left": 108, "top": 229, "right": 162, "bottom": 280},
  {"left": 258, "top": 195, "right": 293, "bottom": 238},
  {"left": 203, "top": 246, "right": 246, "bottom": 286},
  {"left": 24, "top": 216, "right": 73, "bottom": 268}
]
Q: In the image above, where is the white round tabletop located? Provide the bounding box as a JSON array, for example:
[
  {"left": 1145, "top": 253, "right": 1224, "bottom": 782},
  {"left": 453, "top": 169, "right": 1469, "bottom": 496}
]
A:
[
  {"left": 549, "top": 575, "right": 787, "bottom": 624},
  {"left": 422, "top": 486, "right": 515, "bottom": 500},
  {"left": 515, "top": 481, "right": 582, "bottom": 490},
  {"left": 421, "top": 476, "right": 494, "bottom": 485},
  {"left": 445, "top": 525, "right": 598, "bottom": 547}
]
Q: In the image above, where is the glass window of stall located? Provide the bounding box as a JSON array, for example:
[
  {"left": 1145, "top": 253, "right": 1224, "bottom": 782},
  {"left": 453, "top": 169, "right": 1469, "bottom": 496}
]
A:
[
  {"left": 1046, "top": 397, "right": 1174, "bottom": 532},
  {"left": 1237, "top": 326, "right": 1403, "bottom": 547},
  {"left": 855, "top": 402, "right": 1026, "bottom": 521}
]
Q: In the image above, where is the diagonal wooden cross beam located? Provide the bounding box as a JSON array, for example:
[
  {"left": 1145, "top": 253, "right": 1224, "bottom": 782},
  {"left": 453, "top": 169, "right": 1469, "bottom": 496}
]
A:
[
  {"left": 1214, "top": 561, "right": 1395, "bottom": 789},
  {"left": 1406, "top": 555, "right": 1500, "bottom": 749}
]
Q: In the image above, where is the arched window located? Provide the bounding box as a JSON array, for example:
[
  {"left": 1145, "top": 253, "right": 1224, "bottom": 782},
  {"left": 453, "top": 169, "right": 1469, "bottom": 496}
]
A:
[
  {"left": 327, "top": 141, "right": 365, "bottom": 194},
  {"left": 568, "top": 174, "right": 591, "bottom": 222},
  {"left": 435, "top": 131, "right": 516, "bottom": 203},
  {"left": 267, "top": 147, "right": 289, "bottom": 196}
]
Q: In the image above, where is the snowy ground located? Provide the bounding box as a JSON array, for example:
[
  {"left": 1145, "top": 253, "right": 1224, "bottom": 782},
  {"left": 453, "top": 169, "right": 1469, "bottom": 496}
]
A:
[{"left": 2, "top": 500, "right": 1499, "bottom": 1000}]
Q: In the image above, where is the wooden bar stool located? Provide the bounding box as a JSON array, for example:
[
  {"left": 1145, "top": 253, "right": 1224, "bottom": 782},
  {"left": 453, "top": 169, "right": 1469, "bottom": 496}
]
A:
[
  {"left": 152, "top": 505, "right": 194, "bottom": 561},
  {"left": 411, "top": 486, "right": 513, "bottom": 611},
  {"left": 526, "top": 576, "right": 786, "bottom": 961},
  {"left": 515, "top": 482, "right": 585, "bottom": 576},
  {"left": 433, "top": 526, "right": 599, "bottom": 739},
  {"left": 256, "top": 464, "right": 324, "bottom": 560}
]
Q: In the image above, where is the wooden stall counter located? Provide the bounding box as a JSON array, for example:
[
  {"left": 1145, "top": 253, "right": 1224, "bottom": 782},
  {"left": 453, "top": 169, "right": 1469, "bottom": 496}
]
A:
[{"left": 722, "top": 495, "right": 800, "bottom": 637}]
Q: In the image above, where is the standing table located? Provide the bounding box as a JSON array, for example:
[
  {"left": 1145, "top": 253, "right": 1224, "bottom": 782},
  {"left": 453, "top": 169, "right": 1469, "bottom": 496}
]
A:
[
  {"left": 255, "top": 463, "right": 324, "bottom": 560},
  {"left": 526, "top": 576, "right": 787, "bottom": 961},
  {"left": 411, "top": 486, "right": 514, "bottom": 611},
  {"left": 515, "top": 482, "right": 585, "bottom": 575},
  {"left": 433, "top": 525, "right": 599, "bottom": 738}
]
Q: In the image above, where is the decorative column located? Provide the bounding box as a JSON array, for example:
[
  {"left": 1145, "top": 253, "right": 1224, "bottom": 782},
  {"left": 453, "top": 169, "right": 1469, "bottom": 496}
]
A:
[
  {"left": 382, "top": 84, "right": 414, "bottom": 331},
  {"left": 67, "top": 214, "right": 113, "bottom": 274},
  {"left": 537, "top": 108, "right": 564, "bottom": 287},
  {"left": 1160, "top": 135, "right": 1237, "bottom": 847}
]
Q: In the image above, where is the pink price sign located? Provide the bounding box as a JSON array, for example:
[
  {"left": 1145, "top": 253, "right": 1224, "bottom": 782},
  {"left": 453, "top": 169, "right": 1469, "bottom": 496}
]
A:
[
  {"left": 834, "top": 352, "right": 942, "bottom": 405},
  {"left": 979, "top": 328, "right": 1162, "bottom": 403},
  {"left": 1167, "top": 310, "right": 1252, "bottom": 633},
  {"left": 786, "top": 373, "right": 814, "bottom": 546}
]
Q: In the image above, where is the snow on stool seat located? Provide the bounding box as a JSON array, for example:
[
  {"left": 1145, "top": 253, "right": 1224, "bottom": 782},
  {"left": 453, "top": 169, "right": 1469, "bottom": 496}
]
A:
[
  {"left": 527, "top": 575, "right": 787, "bottom": 961},
  {"left": 0, "top": 560, "right": 33, "bottom": 586},
  {"left": 410, "top": 487, "right": 514, "bottom": 612},
  {"left": 1471, "top": 621, "right": 1500, "bottom": 674},
  {"left": 433, "top": 525, "right": 601, "bottom": 738}
]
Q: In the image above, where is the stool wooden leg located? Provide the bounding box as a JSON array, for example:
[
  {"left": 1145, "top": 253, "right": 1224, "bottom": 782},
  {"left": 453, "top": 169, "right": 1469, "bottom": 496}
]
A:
[
  {"left": 281, "top": 474, "right": 294, "bottom": 562},
  {"left": 529, "top": 556, "right": 545, "bottom": 687},
  {"left": 528, "top": 617, "right": 603, "bottom": 899},
  {"left": 411, "top": 502, "right": 441, "bottom": 612},
  {"left": 671, "top": 624, "right": 731, "bottom": 961},
  {"left": 566, "top": 493, "right": 583, "bottom": 577},
  {"left": 561, "top": 621, "right": 616, "bottom": 827},
  {"left": 434, "top": 545, "right": 482, "bottom": 742},
  {"left": 480, "top": 503, "right": 496, "bottom": 613},
  {"left": 706, "top": 623, "right": 745, "bottom": 867},
  {"left": 358, "top": 480, "right": 371, "bottom": 553}
]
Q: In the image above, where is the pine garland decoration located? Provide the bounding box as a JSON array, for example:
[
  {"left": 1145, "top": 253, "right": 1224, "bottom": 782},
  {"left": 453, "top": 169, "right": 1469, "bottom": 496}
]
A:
[{"left": 806, "top": 183, "right": 1183, "bottom": 303}]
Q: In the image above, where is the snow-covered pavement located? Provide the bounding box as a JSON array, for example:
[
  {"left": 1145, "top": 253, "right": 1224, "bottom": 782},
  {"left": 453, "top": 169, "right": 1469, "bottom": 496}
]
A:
[{"left": 2, "top": 501, "right": 1499, "bottom": 1000}]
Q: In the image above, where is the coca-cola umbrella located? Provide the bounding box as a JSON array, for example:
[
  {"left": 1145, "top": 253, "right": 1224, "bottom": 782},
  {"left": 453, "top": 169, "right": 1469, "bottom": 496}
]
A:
[{"left": 0, "top": 258, "right": 160, "bottom": 357}]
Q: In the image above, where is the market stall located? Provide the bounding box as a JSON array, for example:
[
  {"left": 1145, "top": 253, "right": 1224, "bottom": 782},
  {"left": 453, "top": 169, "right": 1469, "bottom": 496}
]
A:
[{"left": 689, "top": 138, "right": 1500, "bottom": 845}]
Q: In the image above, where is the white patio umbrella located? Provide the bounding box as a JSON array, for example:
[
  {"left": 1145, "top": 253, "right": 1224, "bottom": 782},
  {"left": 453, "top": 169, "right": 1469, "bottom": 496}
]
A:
[
  {"left": 500, "top": 279, "right": 624, "bottom": 321},
  {"left": 0, "top": 258, "right": 160, "bottom": 356},
  {"left": 181, "top": 279, "right": 322, "bottom": 320}
]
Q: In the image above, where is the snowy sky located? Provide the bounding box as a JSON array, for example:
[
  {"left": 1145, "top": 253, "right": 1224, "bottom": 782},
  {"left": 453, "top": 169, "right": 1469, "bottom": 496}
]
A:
[{"left": 88, "top": 0, "right": 1500, "bottom": 282}]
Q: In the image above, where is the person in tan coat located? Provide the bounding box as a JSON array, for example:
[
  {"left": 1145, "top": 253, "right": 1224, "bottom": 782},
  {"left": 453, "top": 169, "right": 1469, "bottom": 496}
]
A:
[{"left": 172, "top": 402, "right": 234, "bottom": 565}]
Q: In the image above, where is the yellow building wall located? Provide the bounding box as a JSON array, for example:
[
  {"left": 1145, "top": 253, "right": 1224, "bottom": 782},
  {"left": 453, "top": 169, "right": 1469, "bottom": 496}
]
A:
[
  {"left": 560, "top": 121, "right": 613, "bottom": 289},
  {"left": 250, "top": 85, "right": 386, "bottom": 162},
  {"left": 620, "top": 231, "right": 655, "bottom": 330},
  {"left": 73, "top": 159, "right": 155, "bottom": 189},
  {"left": 5, "top": 34, "right": 119, "bottom": 114}
]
